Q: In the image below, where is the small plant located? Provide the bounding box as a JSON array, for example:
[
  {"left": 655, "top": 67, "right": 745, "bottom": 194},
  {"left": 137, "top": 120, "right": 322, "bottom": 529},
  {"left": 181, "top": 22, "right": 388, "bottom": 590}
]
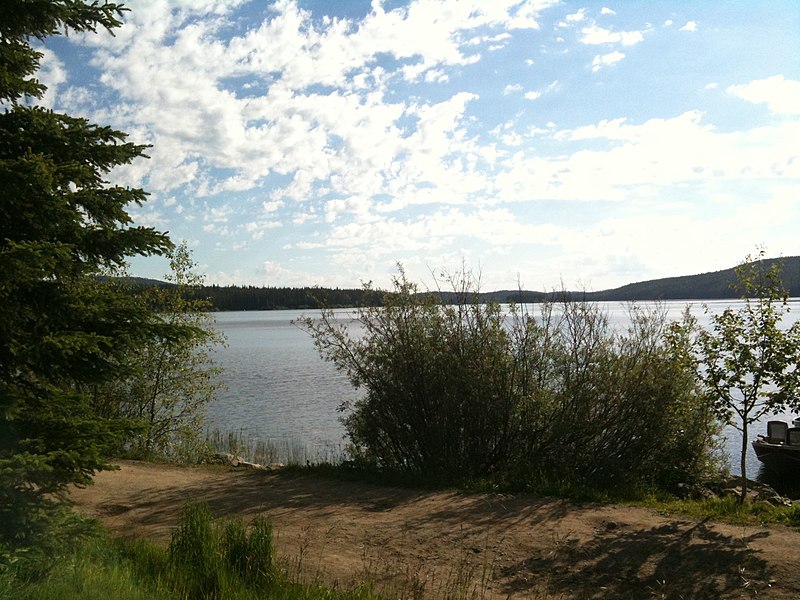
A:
[
  {"left": 169, "top": 503, "right": 228, "bottom": 598},
  {"left": 224, "top": 516, "right": 275, "bottom": 589},
  {"left": 168, "top": 502, "right": 278, "bottom": 598}
]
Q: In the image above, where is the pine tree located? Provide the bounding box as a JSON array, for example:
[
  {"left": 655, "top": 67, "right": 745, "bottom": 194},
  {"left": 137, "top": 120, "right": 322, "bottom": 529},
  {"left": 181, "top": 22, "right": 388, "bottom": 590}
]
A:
[{"left": 0, "top": 1, "right": 177, "bottom": 551}]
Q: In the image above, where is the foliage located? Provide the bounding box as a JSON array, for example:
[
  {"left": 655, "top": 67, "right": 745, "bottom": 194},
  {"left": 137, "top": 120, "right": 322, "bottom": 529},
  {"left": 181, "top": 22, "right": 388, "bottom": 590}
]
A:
[
  {"left": 301, "top": 267, "right": 719, "bottom": 491},
  {"left": 679, "top": 251, "right": 800, "bottom": 501},
  {"left": 511, "top": 298, "right": 719, "bottom": 491},
  {"left": 2, "top": 507, "right": 380, "bottom": 600},
  {"left": 168, "top": 502, "right": 277, "bottom": 599},
  {"left": 0, "top": 0, "right": 181, "bottom": 557},
  {"left": 302, "top": 268, "right": 519, "bottom": 479},
  {"left": 0, "top": 0, "right": 125, "bottom": 103},
  {"left": 201, "top": 283, "right": 385, "bottom": 311},
  {"left": 90, "top": 243, "right": 225, "bottom": 462}
]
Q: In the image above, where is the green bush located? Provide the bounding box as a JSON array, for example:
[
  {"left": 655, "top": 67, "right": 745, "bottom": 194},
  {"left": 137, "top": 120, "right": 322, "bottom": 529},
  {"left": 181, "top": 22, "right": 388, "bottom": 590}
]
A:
[
  {"left": 511, "top": 299, "right": 719, "bottom": 490},
  {"left": 224, "top": 516, "right": 275, "bottom": 589},
  {"left": 302, "top": 268, "right": 720, "bottom": 492},
  {"left": 303, "top": 268, "right": 519, "bottom": 479}
]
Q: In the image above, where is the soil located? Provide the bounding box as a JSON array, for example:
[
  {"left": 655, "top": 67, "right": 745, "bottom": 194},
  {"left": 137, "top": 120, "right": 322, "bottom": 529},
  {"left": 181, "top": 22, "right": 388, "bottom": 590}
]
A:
[{"left": 69, "top": 460, "right": 800, "bottom": 599}]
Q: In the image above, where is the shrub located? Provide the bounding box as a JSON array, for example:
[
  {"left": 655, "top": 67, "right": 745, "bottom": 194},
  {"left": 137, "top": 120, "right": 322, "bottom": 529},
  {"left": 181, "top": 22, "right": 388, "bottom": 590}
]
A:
[
  {"left": 224, "top": 516, "right": 275, "bottom": 589},
  {"left": 302, "top": 267, "right": 720, "bottom": 492},
  {"left": 511, "top": 299, "right": 719, "bottom": 490},
  {"left": 302, "top": 268, "right": 519, "bottom": 480}
]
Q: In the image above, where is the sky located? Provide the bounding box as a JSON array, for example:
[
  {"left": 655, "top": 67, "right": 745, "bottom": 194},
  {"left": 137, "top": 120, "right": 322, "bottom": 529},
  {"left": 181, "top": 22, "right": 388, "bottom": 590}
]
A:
[{"left": 37, "top": 0, "right": 800, "bottom": 292}]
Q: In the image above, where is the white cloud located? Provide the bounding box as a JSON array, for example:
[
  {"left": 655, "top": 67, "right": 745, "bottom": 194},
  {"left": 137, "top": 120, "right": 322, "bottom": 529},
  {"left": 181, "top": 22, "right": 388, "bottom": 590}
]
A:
[
  {"left": 206, "top": 205, "right": 232, "bottom": 223},
  {"left": 286, "top": 241, "right": 324, "bottom": 250},
  {"left": 565, "top": 9, "right": 587, "bottom": 23},
  {"left": 494, "top": 110, "right": 800, "bottom": 203},
  {"left": 663, "top": 19, "right": 674, "bottom": 27},
  {"left": 524, "top": 91, "right": 542, "bottom": 100},
  {"left": 600, "top": 7, "right": 616, "bottom": 16},
  {"left": 727, "top": 75, "right": 800, "bottom": 115},
  {"left": 36, "top": 47, "right": 67, "bottom": 109},
  {"left": 580, "top": 25, "right": 644, "bottom": 46},
  {"left": 680, "top": 21, "right": 698, "bottom": 32},
  {"left": 591, "top": 51, "right": 625, "bottom": 72},
  {"left": 504, "top": 83, "right": 523, "bottom": 95},
  {"left": 325, "top": 195, "right": 373, "bottom": 223},
  {"left": 258, "top": 260, "right": 319, "bottom": 286},
  {"left": 262, "top": 200, "right": 284, "bottom": 213}
]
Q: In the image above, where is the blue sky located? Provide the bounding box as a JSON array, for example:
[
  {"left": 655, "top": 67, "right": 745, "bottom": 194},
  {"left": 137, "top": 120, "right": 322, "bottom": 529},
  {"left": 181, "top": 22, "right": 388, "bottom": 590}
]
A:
[{"left": 39, "top": 0, "right": 800, "bottom": 291}]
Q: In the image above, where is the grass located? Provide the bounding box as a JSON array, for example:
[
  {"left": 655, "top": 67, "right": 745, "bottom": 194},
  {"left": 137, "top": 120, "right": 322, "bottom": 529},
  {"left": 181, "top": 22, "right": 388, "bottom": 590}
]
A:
[
  {"left": 2, "top": 535, "right": 171, "bottom": 600},
  {"left": 2, "top": 503, "right": 382, "bottom": 600},
  {"left": 204, "top": 428, "right": 347, "bottom": 467},
  {"left": 638, "top": 494, "right": 800, "bottom": 526}
]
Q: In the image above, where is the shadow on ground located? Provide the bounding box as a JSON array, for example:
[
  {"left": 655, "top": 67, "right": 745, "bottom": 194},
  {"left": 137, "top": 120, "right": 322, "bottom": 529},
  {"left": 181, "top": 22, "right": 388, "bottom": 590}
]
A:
[{"left": 499, "top": 517, "right": 770, "bottom": 599}]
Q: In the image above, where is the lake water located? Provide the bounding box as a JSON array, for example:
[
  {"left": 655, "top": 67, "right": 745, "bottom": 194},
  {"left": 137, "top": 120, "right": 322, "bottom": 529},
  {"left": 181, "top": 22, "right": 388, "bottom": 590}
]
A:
[{"left": 206, "top": 300, "right": 800, "bottom": 477}]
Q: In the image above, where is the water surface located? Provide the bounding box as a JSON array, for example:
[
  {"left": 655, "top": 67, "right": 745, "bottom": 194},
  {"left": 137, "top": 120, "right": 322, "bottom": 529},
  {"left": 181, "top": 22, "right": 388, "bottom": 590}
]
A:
[{"left": 207, "top": 300, "right": 800, "bottom": 477}]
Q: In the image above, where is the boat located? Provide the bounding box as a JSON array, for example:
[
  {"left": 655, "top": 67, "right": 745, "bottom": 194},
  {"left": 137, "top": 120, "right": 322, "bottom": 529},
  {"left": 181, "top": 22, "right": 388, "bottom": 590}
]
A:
[{"left": 751, "top": 419, "right": 800, "bottom": 473}]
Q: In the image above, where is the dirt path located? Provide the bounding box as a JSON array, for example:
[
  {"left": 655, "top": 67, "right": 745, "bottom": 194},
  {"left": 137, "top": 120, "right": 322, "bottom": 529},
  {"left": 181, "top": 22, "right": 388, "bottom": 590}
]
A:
[{"left": 69, "top": 460, "right": 800, "bottom": 599}]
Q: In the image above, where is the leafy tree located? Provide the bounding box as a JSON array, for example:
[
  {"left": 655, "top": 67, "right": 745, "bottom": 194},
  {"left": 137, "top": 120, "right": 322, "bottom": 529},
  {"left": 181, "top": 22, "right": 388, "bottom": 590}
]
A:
[
  {"left": 686, "top": 251, "right": 800, "bottom": 501},
  {"left": 0, "top": 1, "right": 181, "bottom": 554},
  {"left": 90, "top": 243, "right": 225, "bottom": 461}
]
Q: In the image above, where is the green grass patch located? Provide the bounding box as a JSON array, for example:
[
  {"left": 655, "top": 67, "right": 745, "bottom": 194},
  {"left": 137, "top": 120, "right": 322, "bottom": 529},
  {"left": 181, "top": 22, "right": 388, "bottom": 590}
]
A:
[
  {"left": 634, "top": 493, "right": 800, "bottom": 526},
  {"left": 2, "top": 504, "right": 382, "bottom": 600},
  {"left": 2, "top": 534, "right": 171, "bottom": 600}
]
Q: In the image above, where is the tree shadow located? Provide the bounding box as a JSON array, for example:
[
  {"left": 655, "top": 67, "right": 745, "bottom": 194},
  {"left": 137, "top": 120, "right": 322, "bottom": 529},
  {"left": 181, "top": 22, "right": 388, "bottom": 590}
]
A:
[{"left": 499, "top": 517, "right": 772, "bottom": 599}]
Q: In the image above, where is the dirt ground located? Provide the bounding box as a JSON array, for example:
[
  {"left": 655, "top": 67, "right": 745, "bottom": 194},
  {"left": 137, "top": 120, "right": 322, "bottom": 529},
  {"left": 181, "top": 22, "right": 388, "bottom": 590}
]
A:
[{"left": 69, "top": 460, "right": 800, "bottom": 599}]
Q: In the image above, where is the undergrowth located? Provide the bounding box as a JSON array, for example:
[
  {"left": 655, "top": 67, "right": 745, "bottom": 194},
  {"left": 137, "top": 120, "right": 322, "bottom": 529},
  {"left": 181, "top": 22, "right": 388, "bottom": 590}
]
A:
[
  {"left": 641, "top": 494, "right": 800, "bottom": 526},
  {"left": 1, "top": 502, "right": 379, "bottom": 600}
]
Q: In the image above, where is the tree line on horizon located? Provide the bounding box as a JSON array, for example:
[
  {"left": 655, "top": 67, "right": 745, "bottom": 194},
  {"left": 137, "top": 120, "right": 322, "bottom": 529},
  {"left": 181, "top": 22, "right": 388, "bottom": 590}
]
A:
[{"left": 169, "top": 255, "right": 800, "bottom": 311}]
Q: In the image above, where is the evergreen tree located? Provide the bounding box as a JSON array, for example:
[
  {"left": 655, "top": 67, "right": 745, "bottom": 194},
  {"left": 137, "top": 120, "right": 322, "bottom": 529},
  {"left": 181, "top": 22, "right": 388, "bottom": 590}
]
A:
[{"left": 0, "top": 1, "right": 177, "bottom": 552}]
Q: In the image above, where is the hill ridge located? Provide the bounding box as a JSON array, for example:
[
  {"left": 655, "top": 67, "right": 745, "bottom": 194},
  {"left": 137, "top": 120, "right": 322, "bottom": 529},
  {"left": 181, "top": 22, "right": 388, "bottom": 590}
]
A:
[{"left": 130, "top": 256, "right": 800, "bottom": 309}]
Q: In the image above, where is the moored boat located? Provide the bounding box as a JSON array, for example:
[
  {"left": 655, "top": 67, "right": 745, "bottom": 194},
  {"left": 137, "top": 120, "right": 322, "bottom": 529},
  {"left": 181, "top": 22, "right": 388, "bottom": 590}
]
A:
[{"left": 752, "top": 420, "right": 800, "bottom": 473}]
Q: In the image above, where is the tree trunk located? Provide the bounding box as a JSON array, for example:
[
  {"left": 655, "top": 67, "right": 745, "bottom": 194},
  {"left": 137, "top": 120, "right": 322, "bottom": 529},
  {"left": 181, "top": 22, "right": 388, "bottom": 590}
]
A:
[{"left": 740, "top": 425, "right": 748, "bottom": 504}]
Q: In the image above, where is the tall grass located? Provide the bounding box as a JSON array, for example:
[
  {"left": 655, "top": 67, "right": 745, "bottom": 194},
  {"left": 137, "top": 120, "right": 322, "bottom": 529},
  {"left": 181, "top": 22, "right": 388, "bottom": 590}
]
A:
[
  {"left": 165, "top": 502, "right": 279, "bottom": 598},
  {"left": 3, "top": 534, "right": 172, "bottom": 600},
  {"left": 1, "top": 503, "right": 380, "bottom": 600},
  {"left": 204, "top": 428, "right": 346, "bottom": 466}
]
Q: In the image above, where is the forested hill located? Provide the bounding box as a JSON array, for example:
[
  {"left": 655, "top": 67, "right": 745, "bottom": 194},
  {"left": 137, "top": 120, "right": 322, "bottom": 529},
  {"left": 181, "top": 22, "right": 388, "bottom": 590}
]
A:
[
  {"left": 582, "top": 255, "right": 800, "bottom": 301},
  {"left": 132, "top": 256, "right": 800, "bottom": 310},
  {"left": 198, "top": 285, "right": 385, "bottom": 311},
  {"left": 425, "top": 256, "right": 800, "bottom": 304}
]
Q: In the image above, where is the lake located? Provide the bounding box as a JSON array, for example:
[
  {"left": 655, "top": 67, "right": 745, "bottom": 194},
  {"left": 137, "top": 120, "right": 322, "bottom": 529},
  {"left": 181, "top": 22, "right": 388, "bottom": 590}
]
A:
[{"left": 207, "top": 300, "right": 800, "bottom": 476}]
